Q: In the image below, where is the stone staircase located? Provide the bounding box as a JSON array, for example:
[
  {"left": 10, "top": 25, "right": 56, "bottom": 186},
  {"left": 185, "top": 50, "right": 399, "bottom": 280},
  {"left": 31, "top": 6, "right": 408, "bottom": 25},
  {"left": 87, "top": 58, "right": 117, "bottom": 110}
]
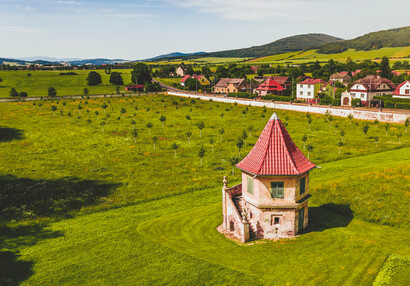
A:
[{"left": 232, "top": 195, "right": 257, "bottom": 239}]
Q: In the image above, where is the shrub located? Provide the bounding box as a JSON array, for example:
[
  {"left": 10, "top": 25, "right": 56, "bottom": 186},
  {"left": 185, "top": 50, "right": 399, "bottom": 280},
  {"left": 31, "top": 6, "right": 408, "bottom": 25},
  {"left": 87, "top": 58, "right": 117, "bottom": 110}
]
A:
[
  {"left": 59, "top": 72, "right": 79, "bottom": 76},
  {"left": 263, "top": 94, "right": 292, "bottom": 102},
  {"left": 226, "top": 92, "right": 255, "bottom": 99}
]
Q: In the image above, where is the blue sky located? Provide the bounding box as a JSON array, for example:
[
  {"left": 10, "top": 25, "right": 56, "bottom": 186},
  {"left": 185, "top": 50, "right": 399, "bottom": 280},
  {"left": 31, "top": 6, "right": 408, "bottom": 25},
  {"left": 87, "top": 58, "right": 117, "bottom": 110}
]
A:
[{"left": 0, "top": 0, "right": 409, "bottom": 60}]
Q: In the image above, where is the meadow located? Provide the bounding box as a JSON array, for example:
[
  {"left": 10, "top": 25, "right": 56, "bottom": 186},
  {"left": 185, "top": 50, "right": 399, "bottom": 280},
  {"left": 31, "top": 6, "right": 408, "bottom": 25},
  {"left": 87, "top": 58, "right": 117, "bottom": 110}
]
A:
[
  {"left": 1, "top": 94, "right": 409, "bottom": 285},
  {"left": 0, "top": 69, "right": 133, "bottom": 98}
]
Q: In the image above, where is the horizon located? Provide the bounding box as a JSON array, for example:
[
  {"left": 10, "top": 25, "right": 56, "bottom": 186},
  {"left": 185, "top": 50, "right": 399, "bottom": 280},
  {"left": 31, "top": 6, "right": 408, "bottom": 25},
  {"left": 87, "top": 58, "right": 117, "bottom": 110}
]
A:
[{"left": 0, "top": 0, "right": 409, "bottom": 60}]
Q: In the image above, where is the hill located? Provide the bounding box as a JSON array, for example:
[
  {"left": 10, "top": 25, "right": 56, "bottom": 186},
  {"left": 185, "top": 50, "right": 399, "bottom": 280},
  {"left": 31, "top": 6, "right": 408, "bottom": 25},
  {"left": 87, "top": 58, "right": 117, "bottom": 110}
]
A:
[
  {"left": 141, "top": 51, "right": 205, "bottom": 62},
  {"left": 200, "top": 33, "right": 343, "bottom": 58},
  {"left": 318, "top": 26, "right": 410, "bottom": 54}
]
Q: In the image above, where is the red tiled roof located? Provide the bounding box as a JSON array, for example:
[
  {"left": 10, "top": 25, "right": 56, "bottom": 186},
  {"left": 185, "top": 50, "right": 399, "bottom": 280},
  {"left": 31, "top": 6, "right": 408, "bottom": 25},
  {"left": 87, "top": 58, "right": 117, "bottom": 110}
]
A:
[
  {"left": 330, "top": 71, "right": 349, "bottom": 78},
  {"left": 236, "top": 113, "right": 316, "bottom": 176},
  {"left": 353, "top": 75, "right": 396, "bottom": 91},
  {"left": 125, "top": 84, "right": 144, "bottom": 89},
  {"left": 257, "top": 78, "right": 285, "bottom": 91},
  {"left": 181, "top": 75, "right": 191, "bottom": 83},
  {"left": 270, "top": 76, "right": 289, "bottom": 85},
  {"left": 392, "top": 81, "right": 410, "bottom": 95},
  {"left": 297, "top": 78, "right": 325, "bottom": 85}
]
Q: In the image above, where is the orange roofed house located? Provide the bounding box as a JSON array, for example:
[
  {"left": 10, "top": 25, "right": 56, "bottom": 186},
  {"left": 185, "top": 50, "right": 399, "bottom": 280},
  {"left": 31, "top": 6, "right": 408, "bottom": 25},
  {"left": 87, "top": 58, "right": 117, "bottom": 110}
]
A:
[
  {"left": 220, "top": 113, "right": 316, "bottom": 242},
  {"left": 213, "top": 78, "right": 254, "bottom": 94}
]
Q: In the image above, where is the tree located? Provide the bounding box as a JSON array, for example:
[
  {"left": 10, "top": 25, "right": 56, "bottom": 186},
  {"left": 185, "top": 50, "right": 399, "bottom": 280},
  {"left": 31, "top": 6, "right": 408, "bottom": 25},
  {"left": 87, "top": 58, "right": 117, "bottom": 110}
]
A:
[
  {"left": 209, "top": 138, "right": 214, "bottom": 152},
  {"left": 215, "top": 66, "right": 228, "bottom": 79},
  {"left": 405, "top": 118, "right": 409, "bottom": 133},
  {"left": 185, "top": 78, "right": 198, "bottom": 91},
  {"left": 248, "top": 125, "right": 254, "bottom": 137},
  {"left": 327, "top": 115, "right": 333, "bottom": 128},
  {"left": 302, "top": 134, "right": 307, "bottom": 149},
  {"left": 396, "top": 132, "right": 402, "bottom": 143},
  {"left": 380, "top": 56, "right": 391, "bottom": 79},
  {"left": 95, "top": 110, "right": 100, "bottom": 120},
  {"left": 219, "top": 128, "right": 225, "bottom": 142},
  {"left": 241, "top": 130, "right": 248, "bottom": 146},
  {"left": 131, "top": 130, "right": 138, "bottom": 143},
  {"left": 47, "top": 86, "right": 57, "bottom": 97},
  {"left": 171, "top": 142, "right": 180, "bottom": 158},
  {"left": 307, "top": 117, "right": 312, "bottom": 130},
  {"left": 77, "top": 104, "right": 83, "bottom": 115},
  {"left": 186, "top": 66, "right": 194, "bottom": 76},
  {"left": 0, "top": 78, "right": 2, "bottom": 84},
  {"left": 83, "top": 88, "right": 89, "bottom": 96},
  {"left": 101, "top": 103, "right": 108, "bottom": 113},
  {"left": 109, "top": 72, "right": 124, "bottom": 85},
  {"left": 100, "top": 121, "right": 106, "bottom": 133},
  {"left": 201, "top": 66, "right": 212, "bottom": 78},
  {"left": 236, "top": 137, "right": 244, "bottom": 157},
  {"left": 131, "top": 63, "right": 152, "bottom": 84},
  {"left": 347, "top": 114, "right": 353, "bottom": 124},
  {"left": 19, "top": 91, "right": 28, "bottom": 97},
  {"left": 196, "top": 122, "right": 205, "bottom": 137},
  {"left": 229, "top": 155, "right": 240, "bottom": 175},
  {"left": 146, "top": 122, "right": 153, "bottom": 134},
  {"left": 185, "top": 114, "right": 191, "bottom": 125},
  {"left": 198, "top": 146, "right": 206, "bottom": 166},
  {"left": 130, "top": 119, "right": 136, "bottom": 130},
  {"left": 374, "top": 119, "right": 379, "bottom": 128},
  {"left": 152, "top": 136, "right": 158, "bottom": 150},
  {"left": 186, "top": 131, "right": 192, "bottom": 145},
  {"left": 340, "top": 130, "right": 345, "bottom": 142},
  {"left": 306, "top": 144, "right": 314, "bottom": 160},
  {"left": 51, "top": 105, "right": 57, "bottom": 116},
  {"left": 86, "top": 71, "right": 102, "bottom": 86},
  {"left": 120, "top": 107, "right": 126, "bottom": 117},
  {"left": 384, "top": 123, "right": 390, "bottom": 136},
  {"left": 337, "top": 141, "right": 343, "bottom": 155},
  {"left": 260, "top": 112, "right": 265, "bottom": 122},
  {"left": 362, "top": 123, "right": 370, "bottom": 139},
  {"left": 159, "top": 115, "right": 166, "bottom": 127}
]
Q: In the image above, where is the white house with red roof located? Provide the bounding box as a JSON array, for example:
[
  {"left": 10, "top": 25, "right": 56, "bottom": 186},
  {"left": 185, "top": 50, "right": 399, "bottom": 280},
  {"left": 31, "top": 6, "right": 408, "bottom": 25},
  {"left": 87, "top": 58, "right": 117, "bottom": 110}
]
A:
[
  {"left": 296, "top": 78, "right": 325, "bottom": 101},
  {"left": 220, "top": 113, "right": 316, "bottom": 242},
  {"left": 349, "top": 75, "right": 396, "bottom": 102},
  {"left": 256, "top": 77, "right": 285, "bottom": 96},
  {"left": 180, "top": 75, "right": 191, "bottom": 87},
  {"left": 392, "top": 81, "right": 410, "bottom": 98}
]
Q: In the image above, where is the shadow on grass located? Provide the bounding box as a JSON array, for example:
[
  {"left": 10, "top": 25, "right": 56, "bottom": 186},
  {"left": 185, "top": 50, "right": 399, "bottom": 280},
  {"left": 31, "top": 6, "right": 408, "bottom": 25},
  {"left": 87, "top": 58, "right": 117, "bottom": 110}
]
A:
[
  {"left": 0, "top": 224, "right": 64, "bottom": 286},
  {"left": 0, "top": 175, "right": 121, "bottom": 221},
  {"left": 0, "top": 126, "right": 24, "bottom": 142},
  {"left": 303, "top": 204, "right": 353, "bottom": 233}
]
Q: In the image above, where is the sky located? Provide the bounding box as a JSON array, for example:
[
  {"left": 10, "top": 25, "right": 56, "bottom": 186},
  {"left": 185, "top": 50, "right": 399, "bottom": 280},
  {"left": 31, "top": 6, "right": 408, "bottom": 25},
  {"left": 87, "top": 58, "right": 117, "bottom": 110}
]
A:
[{"left": 0, "top": 0, "right": 409, "bottom": 60}]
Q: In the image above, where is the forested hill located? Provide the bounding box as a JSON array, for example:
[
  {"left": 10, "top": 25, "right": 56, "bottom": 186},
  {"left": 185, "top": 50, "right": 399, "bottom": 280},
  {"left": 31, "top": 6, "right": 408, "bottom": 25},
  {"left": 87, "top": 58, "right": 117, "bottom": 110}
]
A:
[
  {"left": 317, "top": 26, "right": 410, "bottom": 54},
  {"left": 202, "top": 33, "right": 343, "bottom": 58}
]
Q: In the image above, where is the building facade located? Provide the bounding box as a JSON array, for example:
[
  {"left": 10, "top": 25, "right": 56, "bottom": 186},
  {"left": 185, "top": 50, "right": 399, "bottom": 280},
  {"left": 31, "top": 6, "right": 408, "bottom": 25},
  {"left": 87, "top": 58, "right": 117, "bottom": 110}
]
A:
[
  {"left": 220, "top": 113, "right": 316, "bottom": 242},
  {"left": 392, "top": 81, "right": 410, "bottom": 98},
  {"left": 296, "top": 79, "right": 325, "bottom": 101}
]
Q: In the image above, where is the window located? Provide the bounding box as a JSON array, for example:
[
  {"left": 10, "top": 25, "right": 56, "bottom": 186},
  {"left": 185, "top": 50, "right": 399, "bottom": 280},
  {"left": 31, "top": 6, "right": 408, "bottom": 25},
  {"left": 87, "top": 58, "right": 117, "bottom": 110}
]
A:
[
  {"left": 300, "top": 177, "right": 306, "bottom": 195},
  {"left": 300, "top": 91, "right": 303, "bottom": 95},
  {"left": 274, "top": 217, "right": 280, "bottom": 224},
  {"left": 247, "top": 177, "right": 253, "bottom": 195},
  {"left": 308, "top": 92, "right": 311, "bottom": 96},
  {"left": 405, "top": 89, "right": 409, "bottom": 95},
  {"left": 270, "top": 182, "right": 284, "bottom": 198}
]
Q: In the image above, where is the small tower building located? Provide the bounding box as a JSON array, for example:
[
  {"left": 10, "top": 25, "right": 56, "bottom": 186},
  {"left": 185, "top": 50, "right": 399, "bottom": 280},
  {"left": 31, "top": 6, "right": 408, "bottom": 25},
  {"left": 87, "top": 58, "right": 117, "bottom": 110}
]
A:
[{"left": 220, "top": 113, "right": 316, "bottom": 242}]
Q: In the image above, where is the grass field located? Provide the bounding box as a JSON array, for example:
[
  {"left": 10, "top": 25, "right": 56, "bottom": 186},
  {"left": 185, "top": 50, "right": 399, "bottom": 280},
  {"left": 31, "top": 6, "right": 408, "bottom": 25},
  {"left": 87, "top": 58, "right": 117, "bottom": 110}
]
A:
[
  {"left": 0, "top": 69, "right": 133, "bottom": 98},
  {"left": 1, "top": 148, "right": 409, "bottom": 285},
  {"left": 1, "top": 94, "right": 409, "bottom": 285},
  {"left": 249, "top": 47, "right": 410, "bottom": 64}
]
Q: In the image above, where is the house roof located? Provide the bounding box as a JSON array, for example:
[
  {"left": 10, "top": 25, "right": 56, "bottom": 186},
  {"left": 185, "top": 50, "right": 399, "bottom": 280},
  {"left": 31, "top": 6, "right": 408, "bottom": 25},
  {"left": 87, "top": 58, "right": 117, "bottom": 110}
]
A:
[
  {"left": 297, "top": 78, "right": 325, "bottom": 85},
  {"left": 330, "top": 72, "right": 349, "bottom": 78},
  {"left": 270, "top": 76, "right": 289, "bottom": 85},
  {"left": 257, "top": 77, "right": 285, "bottom": 91},
  {"left": 392, "top": 81, "right": 410, "bottom": 95},
  {"left": 215, "top": 78, "right": 245, "bottom": 88},
  {"left": 181, "top": 75, "right": 191, "bottom": 83},
  {"left": 236, "top": 113, "right": 316, "bottom": 176},
  {"left": 353, "top": 75, "right": 396, "bottom": 91},
  {"left": 126, "top": 84, "right": 144, "bottom": 89}
]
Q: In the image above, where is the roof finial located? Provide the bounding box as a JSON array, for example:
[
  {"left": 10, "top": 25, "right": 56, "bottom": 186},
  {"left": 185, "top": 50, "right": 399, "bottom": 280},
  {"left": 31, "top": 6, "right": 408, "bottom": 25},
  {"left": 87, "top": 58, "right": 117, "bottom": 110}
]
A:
[{"left": 270, "top": 112, "right": 279, "bottom": 121}]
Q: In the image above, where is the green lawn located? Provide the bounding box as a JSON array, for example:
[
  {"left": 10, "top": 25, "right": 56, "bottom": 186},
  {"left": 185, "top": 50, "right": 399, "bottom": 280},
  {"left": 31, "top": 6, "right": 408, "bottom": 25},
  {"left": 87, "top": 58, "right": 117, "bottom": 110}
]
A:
[
  {"left": 1, "top": 95, "right": 409, "bottom": 285},
  {"left": 0, "top": 69, "right": 134, "bottom": 98}
]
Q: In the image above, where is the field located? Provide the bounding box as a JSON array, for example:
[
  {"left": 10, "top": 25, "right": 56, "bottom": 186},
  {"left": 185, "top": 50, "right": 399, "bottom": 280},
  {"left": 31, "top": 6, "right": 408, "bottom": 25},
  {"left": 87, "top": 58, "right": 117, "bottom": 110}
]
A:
[
  {"left": 1, "top": 94, "right": 409, "bottom": 285},
  {"left": 0, "top": 69, "right": 133, "bottom": 98},
  {"left": 249, "top": 47, "right": 410, "bottom": 64},
  {"left": 145, "top": 57, "right": 250, "bottom": 66}
]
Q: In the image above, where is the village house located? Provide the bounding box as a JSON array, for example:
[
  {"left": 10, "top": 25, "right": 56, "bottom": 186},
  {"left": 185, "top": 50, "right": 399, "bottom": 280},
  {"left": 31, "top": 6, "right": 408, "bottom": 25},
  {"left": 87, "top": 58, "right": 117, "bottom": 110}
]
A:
[
  {"left": 256, "top": 77, "right": 285, "bottom": 96},
  {"left": 181, "top": 74, "right": 210, "bottom": 87},
  {"left": 341, "top": 90, "right": 353, "bottom": 106},
  {"left": 125, "top": 84, "right": 144, "bottom": 92},
  {"left": 318, "top": 81, "right": 337, "bottom": 98},
  {"left": 220, "top": 113, "right": 316, "bottom": 242},
  {"left": 392, "top": 81, "right": 410, "bottom": 98},
  {"left": 296, "top": 78, "right": 325, "bottom": 102},
  {"left": 271, "top": 76, "right": 291, "bottom": 90},
  {"left": 213, "top": 78, "right": 254, "bottom": 94},
  {"left": 329, "top": 72, "right": 351, "bottom": 85},
  {"left": 176, "top": 66, "right": 187, "bottom": 77},
  {"left": 349, "top": 75, "right": 396, "bottom": 102}
]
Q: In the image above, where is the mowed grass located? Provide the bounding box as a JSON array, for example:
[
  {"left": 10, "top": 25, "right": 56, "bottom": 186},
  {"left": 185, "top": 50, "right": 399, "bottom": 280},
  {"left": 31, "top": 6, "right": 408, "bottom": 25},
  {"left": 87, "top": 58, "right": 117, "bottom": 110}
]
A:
[
  {"left": 0, "top": 95, "right": 409, "bottom": 221},
  {"left": 2, "top": 149, "right": 409, "bottom": 285},
  {"left": 0, "top": 69, "right": 133, "bottom": 98},
  {"left": 250, "top": 47, "right": 410, "bottom": 64}
]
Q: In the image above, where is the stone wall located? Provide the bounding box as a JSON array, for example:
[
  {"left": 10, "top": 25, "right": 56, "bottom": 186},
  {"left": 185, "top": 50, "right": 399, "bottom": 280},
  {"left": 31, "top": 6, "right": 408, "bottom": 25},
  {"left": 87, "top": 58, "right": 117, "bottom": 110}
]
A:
[{"left": 168, "top": 92, "right": 410, "bottom": 123}]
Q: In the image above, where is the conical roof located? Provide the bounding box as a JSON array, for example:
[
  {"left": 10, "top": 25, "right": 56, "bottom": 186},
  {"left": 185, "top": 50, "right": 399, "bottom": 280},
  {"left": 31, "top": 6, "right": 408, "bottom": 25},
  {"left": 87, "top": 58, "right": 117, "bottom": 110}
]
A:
[{"left": 236, "top": 113, "right": 315, "bottom": 176}]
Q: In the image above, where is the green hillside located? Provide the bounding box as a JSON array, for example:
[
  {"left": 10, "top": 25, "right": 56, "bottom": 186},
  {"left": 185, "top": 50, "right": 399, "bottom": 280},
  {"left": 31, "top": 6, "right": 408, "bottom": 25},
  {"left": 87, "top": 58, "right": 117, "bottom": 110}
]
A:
[
  {"left": 201, "top": 33, "right": 343, "bottom": 58},
  {"left": 318, "top": 26, "right": 410, "bottom": 54}
]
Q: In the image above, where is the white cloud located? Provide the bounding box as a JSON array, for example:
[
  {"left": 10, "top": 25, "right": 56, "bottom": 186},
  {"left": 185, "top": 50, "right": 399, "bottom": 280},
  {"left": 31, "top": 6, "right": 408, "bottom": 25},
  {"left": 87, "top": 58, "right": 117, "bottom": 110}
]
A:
[
  {"left": 20, "top": 6, "right": 36, "bottom": 11},
  {"left": 56, "top": 1, "right": 76, "bottom": 4},
  {"left": 170, "top": 0, "right": 329, "bottom": 20}
]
